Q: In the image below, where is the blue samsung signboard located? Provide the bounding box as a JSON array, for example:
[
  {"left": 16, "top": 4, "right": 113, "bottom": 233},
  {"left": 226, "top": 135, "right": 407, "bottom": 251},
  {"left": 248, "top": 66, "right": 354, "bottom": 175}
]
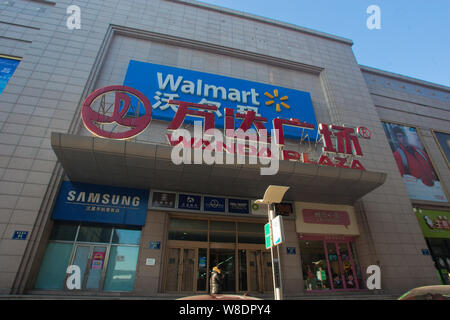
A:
[
  {"left": 123, "top": 60, "right": 318, "bottom": 140},
  {"left": 51, "top": 181, "right": 149, "bottom": 226}
]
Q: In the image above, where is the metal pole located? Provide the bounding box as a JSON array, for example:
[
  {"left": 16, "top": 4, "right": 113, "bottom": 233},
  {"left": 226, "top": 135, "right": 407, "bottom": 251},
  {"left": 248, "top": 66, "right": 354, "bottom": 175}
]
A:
[
  {"left": 268, "top": 203, "right": 283, "bottom": 300},
  {"left": 275, "top": 239, "right": 283, "bottom": 300}
]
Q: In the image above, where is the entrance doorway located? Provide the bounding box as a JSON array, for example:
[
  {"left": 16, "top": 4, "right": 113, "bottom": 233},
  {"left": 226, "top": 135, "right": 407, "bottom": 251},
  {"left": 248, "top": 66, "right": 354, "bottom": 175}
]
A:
[
  {"left": 210, "top": 249, "right": 235, "bottom": 292},
  {"left": 163, "top": 247, "right": 273, "bottom": 294}
]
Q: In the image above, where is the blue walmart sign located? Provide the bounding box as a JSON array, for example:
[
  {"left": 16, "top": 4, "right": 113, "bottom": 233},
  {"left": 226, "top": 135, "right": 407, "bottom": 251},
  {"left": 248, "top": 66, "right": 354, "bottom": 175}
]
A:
[
  {"left": 123, "top": 60, "right": 318, "bottom": 140},
  {"left": 51, "top": 181, "right": 149, "bottom": 226}
]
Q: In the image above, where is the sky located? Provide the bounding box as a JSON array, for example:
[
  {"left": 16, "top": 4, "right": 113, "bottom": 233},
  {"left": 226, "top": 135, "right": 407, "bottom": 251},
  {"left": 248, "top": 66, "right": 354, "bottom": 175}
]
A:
[{"left": 199, "top": 0, "right": 450, "bottom": 88}]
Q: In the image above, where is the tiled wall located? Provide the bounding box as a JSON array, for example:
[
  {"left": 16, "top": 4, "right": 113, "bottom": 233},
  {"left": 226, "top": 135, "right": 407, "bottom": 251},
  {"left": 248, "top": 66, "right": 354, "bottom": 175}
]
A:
[{"left": 0, "top": 0, "right": 446, "bottom": 295}]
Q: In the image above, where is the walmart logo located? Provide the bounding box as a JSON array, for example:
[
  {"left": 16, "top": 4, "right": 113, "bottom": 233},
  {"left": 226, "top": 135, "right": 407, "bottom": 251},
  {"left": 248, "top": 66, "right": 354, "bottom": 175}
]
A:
[{"left": 264, "top": 89, "right": 290, "bottom": 113}]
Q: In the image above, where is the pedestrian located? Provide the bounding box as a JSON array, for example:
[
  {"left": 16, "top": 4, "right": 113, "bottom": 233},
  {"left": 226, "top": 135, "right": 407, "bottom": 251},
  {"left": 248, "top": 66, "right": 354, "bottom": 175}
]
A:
[{"left": 210, "top": 266, "right": 223, "bottom": 294}]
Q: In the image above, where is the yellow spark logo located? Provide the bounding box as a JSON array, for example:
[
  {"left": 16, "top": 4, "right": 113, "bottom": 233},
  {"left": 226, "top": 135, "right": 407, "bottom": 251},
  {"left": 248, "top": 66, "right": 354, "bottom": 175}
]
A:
[{"left": 264, "top": 89, "right": 290, "bottom": 113}]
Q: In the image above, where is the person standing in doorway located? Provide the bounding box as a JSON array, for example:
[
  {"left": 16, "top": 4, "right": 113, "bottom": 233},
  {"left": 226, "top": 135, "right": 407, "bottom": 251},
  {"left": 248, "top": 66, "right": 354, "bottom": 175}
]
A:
[{"left": 210, "top": 266, "right": 223, "bottom": 294}]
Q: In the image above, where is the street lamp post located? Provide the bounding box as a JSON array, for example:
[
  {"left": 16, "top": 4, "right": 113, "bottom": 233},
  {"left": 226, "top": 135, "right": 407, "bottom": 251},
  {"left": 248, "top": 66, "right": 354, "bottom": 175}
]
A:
[{"left": 256, "top": 185, "right": 289, "bottom": 300}]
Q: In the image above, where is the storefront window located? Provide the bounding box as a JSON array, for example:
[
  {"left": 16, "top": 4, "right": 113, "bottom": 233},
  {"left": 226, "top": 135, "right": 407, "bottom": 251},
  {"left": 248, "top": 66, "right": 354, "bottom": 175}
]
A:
[
  {"left": 300, "top": 238, "right": 362, "bottom": 291},
  {"left": 350, "top": 242, "right": 364, "bottom": 289},
  {"left": 299, "top": 240, "right": 330, "bottom": 291},
  {"left": 35, "top": 222, "right": 141, "bottom": 292},
  {"left": 49, "top": 222, "right": 78, "bottom": 241},
  {"left": 77, "top": 225, "right": 112, "bottom": 243},
  {"left": 112, "top": 228, "right": 141, "bottom": 245},
  {"left": 34, "top": 242, "right": 73, "bottom": 289},
  {"left": 197, "top": 248, "right": 207, "bottom": 291},
  {"left": 168, "top": 219, "right": 208, "bottom": 241},
  {"left": 103, "top": 246, "right": 139, "bottom": 291}
]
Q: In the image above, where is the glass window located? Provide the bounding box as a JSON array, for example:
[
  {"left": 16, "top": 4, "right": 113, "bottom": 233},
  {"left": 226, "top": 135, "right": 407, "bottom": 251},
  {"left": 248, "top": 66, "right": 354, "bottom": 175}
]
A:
[
  {"left": 168, "top": 230, "right": 207, "bottom": 242},
  {"left": 77, "top": 225, "right": 112, "bottom": 243},
  {"left": 237, "top": 222, "right": 264, "bottom": 233},
  {"left": 103, "top": 246, "right": 139, "bottom": 291},
  {"left": 350, "top": 242, "right": 364, "bottom": 289},
  {"left": 34, "top": 242, "right": 73, "bottom": 289},
  {"left": 111, "top": 229, "right": 141, "bottom": 245},
  {"left": 238, "top": 233, "right": 264, "bottom": 244},
  {"left": 299, "top": 240, "right": 330, "bottom": 291},
  {"left": 210, "top": 231, "right": 235, "bottom": 243},
  {"left": 169, "top": 219, "right": 208, "bottom": 230},
  {"left": 210, "top": 221, "right": 235, "bottom": 231},
  {"left": 49, "top": 222, "right": 78, "bottom": 241},
  {"left": 197, "top": 248, "right": 207, "bottom": 291}
]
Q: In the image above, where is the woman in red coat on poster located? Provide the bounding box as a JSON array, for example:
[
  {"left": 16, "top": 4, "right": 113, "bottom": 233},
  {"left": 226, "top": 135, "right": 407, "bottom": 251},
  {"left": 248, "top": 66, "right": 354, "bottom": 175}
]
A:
[{"left": 392, "top": 126, "right": 437, "bottom": 186}]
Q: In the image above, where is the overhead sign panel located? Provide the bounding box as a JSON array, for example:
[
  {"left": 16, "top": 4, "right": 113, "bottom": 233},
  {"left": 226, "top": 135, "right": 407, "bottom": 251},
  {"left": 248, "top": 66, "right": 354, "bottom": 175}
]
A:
[
  {"left": 123, "top": 60, "right": 318, "bottom": 140},
  {"left": 51, "top": 181, "right": 149, "bottom": 226}
]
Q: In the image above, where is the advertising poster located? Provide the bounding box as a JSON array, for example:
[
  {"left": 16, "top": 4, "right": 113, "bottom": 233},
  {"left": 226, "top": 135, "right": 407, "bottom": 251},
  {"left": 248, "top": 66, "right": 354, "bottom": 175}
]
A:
[
  {"left": 433, "top": 131, "right": 450, "bottom": 166},
  {"left": 91, "top": 252, "right": 105, "bottom": 270},
  {"left": 382, "top": 122, "right": 448, "bottom": 202}
]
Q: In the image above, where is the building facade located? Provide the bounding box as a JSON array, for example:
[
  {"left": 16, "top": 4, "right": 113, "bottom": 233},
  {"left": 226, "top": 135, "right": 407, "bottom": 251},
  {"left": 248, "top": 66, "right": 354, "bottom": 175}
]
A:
[{"left": 0, "top": 0, "right": 448, "bottom": 297}]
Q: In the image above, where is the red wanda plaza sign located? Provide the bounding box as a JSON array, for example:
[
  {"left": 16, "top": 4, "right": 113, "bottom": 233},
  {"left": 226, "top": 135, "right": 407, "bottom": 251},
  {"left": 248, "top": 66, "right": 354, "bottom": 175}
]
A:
[{"left": 81, "top": 86, "right": 371, "bottom": 171}]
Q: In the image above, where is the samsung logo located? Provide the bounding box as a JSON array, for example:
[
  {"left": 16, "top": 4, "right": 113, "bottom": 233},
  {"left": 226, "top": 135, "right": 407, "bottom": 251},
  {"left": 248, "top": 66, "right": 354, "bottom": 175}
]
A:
[{"left": 66, "top": 190, "right": 140, "bottom": 207}]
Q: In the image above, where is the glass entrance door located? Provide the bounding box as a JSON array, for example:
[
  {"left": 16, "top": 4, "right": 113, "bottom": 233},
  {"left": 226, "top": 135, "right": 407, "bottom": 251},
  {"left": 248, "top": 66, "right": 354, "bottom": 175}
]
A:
[
  {"left": 70, "top": 244, "right": 107, "bottom": 290},
  {"left": 210, "top": 249, "right": 235, "bottom": 292}
]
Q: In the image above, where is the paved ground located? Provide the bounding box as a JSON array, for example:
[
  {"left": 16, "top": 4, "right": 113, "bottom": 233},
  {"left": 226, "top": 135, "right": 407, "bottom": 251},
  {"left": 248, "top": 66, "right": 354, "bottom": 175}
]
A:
[{"left": 0, "top": 292, "right": 399, "bottom": 300}]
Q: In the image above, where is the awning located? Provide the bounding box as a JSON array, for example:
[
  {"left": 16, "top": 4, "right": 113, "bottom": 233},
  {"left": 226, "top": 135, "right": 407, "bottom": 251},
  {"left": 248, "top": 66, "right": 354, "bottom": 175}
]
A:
[{"left": 51, "top": 132, "right": 387, "bottom": 205}]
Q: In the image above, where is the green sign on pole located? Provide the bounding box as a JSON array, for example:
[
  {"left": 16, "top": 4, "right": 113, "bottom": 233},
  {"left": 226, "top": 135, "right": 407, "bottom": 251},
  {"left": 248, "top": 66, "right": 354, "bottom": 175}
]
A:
[{"left": 265, "top": 222, "right": 272, "bottom": 249}]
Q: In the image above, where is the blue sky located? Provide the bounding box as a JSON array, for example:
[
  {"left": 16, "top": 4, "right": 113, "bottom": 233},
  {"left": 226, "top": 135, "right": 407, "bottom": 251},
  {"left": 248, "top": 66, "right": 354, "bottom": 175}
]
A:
[{"left": 199, "top": 0, "right": 450, "bottom": 87}]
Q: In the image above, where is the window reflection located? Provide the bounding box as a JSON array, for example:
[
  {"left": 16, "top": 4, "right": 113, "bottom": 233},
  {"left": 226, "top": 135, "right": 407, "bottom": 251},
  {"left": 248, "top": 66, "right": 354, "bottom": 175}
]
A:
[{"left": 299, "top": 240, "right": 330, "bottom": 291}]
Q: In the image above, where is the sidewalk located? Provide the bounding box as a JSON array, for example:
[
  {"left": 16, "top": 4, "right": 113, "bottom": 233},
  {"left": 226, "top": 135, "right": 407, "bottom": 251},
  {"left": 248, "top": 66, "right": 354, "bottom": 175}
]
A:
[{"left": 0, "top": 292, "right": 399, "bottom": 300}]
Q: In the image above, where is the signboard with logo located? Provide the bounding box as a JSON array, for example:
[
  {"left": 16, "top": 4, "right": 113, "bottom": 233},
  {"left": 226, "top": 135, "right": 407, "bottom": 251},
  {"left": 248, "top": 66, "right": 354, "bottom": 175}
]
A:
[
  {"left": 178, "top": 194, "right": 201, "bottom": 211},
  {"left": 303, "top": 209, "right": 351, "bottom": 228},
  {"left": 415, "top": 209, "right": 450, "bottom": 239},
  {"left": 203, "top": 196, "right": 226, "bottom": 213},
  {"left": 382, "top": 122, "right": 448, "bottom": 202},
  {"left": 51, "top": 181, "right": 149, "bottom": 226},
  {"left": 151, "top": 191, "right": 176, "bottom": 208},
  {"left": 228, "top": 198, "right": 249, "bottom": 214},
  {"left": 275, "top": 202, "right": 294, "bottom": 216},
  {"left": 123, "top": 60, "right": 318, "bottom": 140}
]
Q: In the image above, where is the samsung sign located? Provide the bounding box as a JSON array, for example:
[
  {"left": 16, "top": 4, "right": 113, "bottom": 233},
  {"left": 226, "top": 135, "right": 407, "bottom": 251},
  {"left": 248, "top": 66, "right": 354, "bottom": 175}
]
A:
[
  {"left": 51, "top": 182, "right": 149, "bottom": 226},
  {"left": 123, "top": 60, "right": 318, "bottom": 140}
]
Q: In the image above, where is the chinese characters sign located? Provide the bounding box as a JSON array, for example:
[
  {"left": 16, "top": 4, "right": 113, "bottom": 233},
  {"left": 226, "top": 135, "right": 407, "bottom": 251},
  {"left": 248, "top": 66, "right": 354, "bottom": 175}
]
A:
[
  {"left": 303, "top": 209, "right": 351, "bottom": 228},
  {"left": 416, "top": 209, "right": 450, "bottom": 239}
]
